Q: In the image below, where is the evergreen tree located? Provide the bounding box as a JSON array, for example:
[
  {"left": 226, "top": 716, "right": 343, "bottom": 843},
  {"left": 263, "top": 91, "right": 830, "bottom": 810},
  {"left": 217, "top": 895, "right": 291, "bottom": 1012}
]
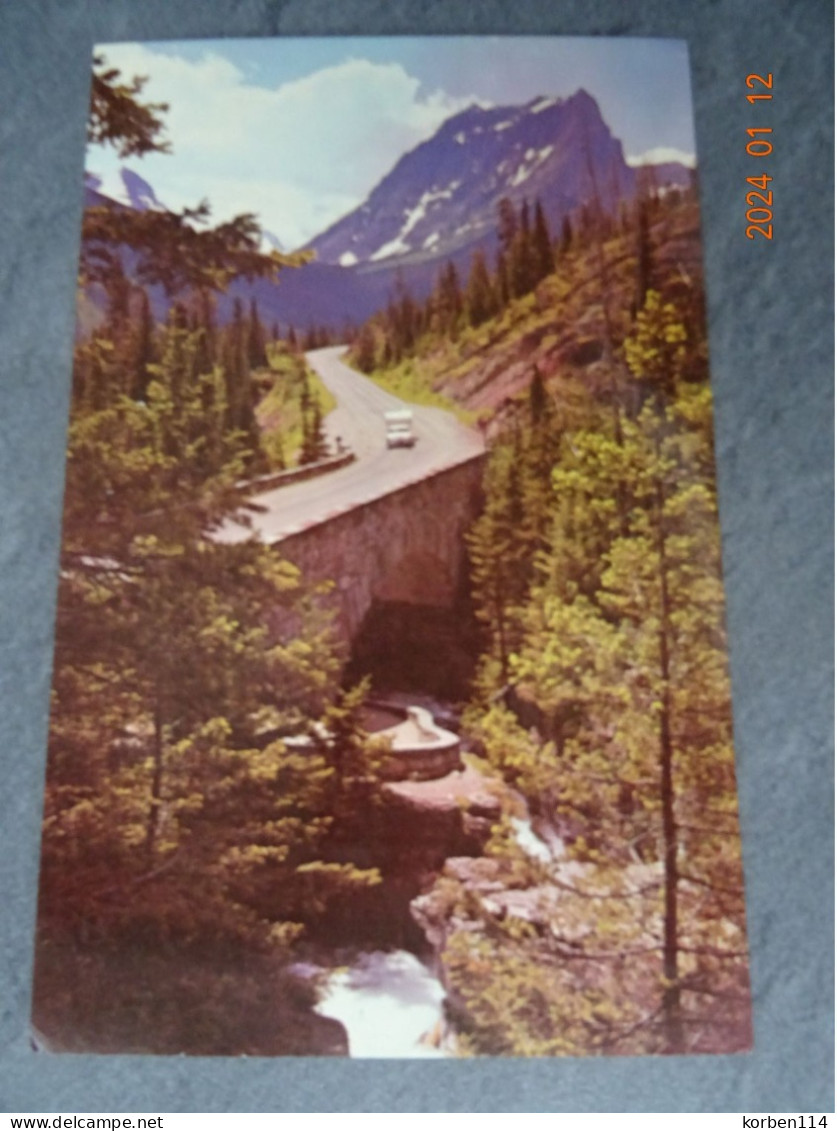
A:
[
  {"left": 222, "top": 297, "right": 259, "bottom": 457},
  {"left": 465, "top": 248, "right": 496, "bottom": 328},
  {"left": 634, "top": 198, "right": 652, "bottom": 319},
  {"left": 36, "top": 60, "right": 389, "bottom": 1055},
  {"left": 434, "top": 260, "right": 463, "bottom": 339},
  {"left": 467, "top": 435, "right": 530, "bottom": 687},
  {"left": 496, "top": 196, "right": 518, "bottom": 259},
  {"left": 560, "top": 215, "right": 573, "bottom": 253},
  {"left": 496, "top": 251, "right": 511, "bottom": 309},
  {"left": 196, "top": 288, "right": 219, "bottom": 377},
  {"left": 459, "top": 290, "right": 748, "bottom": 1055},
  {"left": 510, "top": 198, "right": 534, "bottom": 297},
  {"left": 248, "top": 297, "right": 267, "bottom": 369},
  {"left": 354, "top": 322, "right": 377, "bottom": 373},
  {"left": 303, "top": 397, "right": 329, "bottom": 464},
  {"left": 532, "top": 199, "right": 554, "bottom": 283},
  {"left": 128, "top": 287, "right": 156, "bottom": 401}
]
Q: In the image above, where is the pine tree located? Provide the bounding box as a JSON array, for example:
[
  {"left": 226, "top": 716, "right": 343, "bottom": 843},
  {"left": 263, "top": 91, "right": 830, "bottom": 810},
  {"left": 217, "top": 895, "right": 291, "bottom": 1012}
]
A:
[
  {"left": 510, "top": 198, "right": 534, "bottom": 297},
  {"left": 187, "top": 288, "right": 214, "bottom": 380},
  {"left": 248, "top": 297, "right": 267, "bottom": 369},
  {"left": 434, "top": 260, "right": 463, "bottom": 339},
  {"left": 465, "top": 248, "right": 496, "bottom": 328},
  {"left": 467, "top": 435, "right": 531, "bottom": 688},
  {"left": 127, "top": 288, "right": 155, "bottom": 401},
  {"left": 497, "top": 196, "right": 518, "bottom": 259},
  {"left": 560, "top": 215, "right": 573, "bottom": 253},
  {"left": 354, "top": 322, "right": 377, "bottom": 374},
  {"left": 532, "top": 199, "right": 554, "bottom": 284},
  {"left": 496, "top": 251, "right": 511, "bottom": 309},
  {"left": 448, "top": 267, "right": 748, "bottom": 1056},
  {"left": 37, "top": 59, "right": 387, "bottom": 1049},
  {"left": 222, "top": 297, "right": 259, "bottom": 457},
  {"left": 634, "top": 198, "right": 652, "bottom": 319}
]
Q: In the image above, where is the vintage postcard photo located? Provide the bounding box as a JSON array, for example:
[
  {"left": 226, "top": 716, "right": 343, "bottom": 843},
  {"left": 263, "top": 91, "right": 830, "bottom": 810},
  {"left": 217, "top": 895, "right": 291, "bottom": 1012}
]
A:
[{"left": 32, "top": 35, "right": 751, "bottom": 1057}]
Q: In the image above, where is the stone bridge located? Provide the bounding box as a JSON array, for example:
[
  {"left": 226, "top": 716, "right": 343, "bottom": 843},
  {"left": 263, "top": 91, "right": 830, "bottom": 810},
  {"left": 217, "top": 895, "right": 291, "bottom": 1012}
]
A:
[{"left": 272, "top": 455, "right": 486, "bottom": 654}]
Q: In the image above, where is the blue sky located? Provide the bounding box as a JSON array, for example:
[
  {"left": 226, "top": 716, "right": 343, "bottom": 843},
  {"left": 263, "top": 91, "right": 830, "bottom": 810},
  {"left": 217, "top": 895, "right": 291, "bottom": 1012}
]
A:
[{"left": 89, "top": 36, "right": 697, "bottom": 249}]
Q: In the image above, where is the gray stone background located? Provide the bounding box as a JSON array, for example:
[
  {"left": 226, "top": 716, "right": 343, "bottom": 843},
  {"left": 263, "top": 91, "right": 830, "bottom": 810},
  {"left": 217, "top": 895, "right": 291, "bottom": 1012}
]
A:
[{"left": 0, "top": 0, "right": 832, "bottom": 1114}]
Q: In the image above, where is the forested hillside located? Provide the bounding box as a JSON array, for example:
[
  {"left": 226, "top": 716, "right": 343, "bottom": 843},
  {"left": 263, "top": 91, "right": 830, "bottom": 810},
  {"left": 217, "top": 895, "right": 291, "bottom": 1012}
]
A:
[
  {"left": 34, "top": 56, "right": 385, "bottom": 1056},
  {"left": 348, "top": 180, "right": 751, "bottom": 1055}
]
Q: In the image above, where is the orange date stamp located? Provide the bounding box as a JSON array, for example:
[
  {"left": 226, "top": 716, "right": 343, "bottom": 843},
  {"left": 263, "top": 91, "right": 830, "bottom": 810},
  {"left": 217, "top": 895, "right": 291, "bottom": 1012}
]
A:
[{"left": 745, "top": 72, "right": 773, "bottom": 240}]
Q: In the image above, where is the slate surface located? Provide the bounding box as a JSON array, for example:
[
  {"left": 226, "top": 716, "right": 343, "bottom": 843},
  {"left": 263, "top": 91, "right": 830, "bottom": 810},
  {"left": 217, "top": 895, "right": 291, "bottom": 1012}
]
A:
[{"left": 0, "top": 0, "right": 832, "bottom": 1114}]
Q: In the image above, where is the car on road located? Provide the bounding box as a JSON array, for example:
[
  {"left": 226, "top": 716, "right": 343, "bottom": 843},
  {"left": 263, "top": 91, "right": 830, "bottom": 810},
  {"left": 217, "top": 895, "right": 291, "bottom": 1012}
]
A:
[{"left": 384, "top": 408, "right": 416, "bottom": 449}]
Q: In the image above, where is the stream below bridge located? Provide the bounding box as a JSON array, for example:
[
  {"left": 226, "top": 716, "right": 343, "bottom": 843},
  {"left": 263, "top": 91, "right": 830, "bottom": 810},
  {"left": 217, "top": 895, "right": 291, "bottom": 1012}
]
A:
[{"left": 291, "top": 803, "right": 563, "bottom": 1058}]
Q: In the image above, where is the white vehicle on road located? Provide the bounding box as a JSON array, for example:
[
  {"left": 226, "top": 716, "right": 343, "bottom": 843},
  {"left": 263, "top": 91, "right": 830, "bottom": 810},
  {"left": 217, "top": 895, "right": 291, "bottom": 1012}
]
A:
[{"left": 384, "top": 408, "right": 416, "bottom": 449}]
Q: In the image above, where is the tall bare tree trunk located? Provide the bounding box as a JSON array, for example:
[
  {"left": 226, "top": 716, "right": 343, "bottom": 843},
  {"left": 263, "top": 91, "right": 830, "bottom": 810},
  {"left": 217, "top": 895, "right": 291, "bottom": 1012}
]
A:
[
  {"left": 145, "top": 679, "right": 164, "bottom": 863},
  {"left": 655, "top": 470, "right": 684, "bottom": 1053}
]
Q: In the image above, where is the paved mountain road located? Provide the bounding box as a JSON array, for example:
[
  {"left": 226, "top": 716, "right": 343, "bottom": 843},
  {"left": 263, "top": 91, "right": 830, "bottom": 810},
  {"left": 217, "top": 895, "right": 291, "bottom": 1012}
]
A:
[{"left": 217, "top": 346, "right": 485, "bottom": 545}]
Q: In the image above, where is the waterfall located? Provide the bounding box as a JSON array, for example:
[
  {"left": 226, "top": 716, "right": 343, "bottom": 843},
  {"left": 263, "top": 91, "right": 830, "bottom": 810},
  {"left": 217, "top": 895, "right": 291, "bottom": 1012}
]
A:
[
  {"left": 510, "top": 808, "right": 566, "bottom": 864},
  {"left": 314, "top": 950, "right": 448, "bottom": 1058}
]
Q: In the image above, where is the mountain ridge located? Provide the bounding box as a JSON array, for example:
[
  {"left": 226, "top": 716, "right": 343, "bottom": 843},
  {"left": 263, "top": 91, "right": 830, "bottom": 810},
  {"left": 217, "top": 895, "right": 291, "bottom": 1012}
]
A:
[
  {"left": 306, "top": 89, "right": 643, "bottom": 270},
  {"left": 83, "top": 88, "right": 693, "bottom": 330}
]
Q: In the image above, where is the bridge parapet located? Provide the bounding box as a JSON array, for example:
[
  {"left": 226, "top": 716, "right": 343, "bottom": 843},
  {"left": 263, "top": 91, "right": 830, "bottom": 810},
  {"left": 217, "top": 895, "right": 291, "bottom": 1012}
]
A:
[{"left": 273, "top": 454, "right": 486, "bottom": 649}]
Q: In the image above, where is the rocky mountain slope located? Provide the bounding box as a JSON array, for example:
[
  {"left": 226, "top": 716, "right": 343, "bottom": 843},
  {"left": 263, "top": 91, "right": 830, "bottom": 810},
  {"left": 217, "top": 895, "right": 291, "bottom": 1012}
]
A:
[
  {"left": 364, "top": 193, "right": 705, "bottom": 427},
  {"left": 82, "top": 89, "right": 691, "bottom": 330},
  {"left": 307, "top": 89, "right": 679, "bottom": 270}
]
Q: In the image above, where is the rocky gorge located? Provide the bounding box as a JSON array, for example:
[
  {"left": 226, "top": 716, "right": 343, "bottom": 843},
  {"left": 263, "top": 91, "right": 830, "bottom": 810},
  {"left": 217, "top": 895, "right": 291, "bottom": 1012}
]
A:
[{"left": 284, "top": 696, "right": 570, "bottom": 1057}]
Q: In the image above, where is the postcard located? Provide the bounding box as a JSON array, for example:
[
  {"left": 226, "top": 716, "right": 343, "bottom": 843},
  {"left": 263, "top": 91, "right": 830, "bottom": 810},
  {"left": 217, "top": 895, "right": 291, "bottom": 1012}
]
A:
[{"left": 31, "top": 35, "right": 751, "bottom": 1057}]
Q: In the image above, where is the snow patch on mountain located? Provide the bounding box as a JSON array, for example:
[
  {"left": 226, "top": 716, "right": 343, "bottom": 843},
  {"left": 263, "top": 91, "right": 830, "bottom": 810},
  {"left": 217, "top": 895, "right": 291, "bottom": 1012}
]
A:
[
  {"left": 306, "top": 87, "right": 641, "bottom": 269},
  {"left": 369, "top": 186, "right": 461, "bottom": 262},
  {"left": 370, "top": 235, "right": 410, "bottom": 262},
  {"left": 339, "top": 251, "right": 359, "bottom": 267},
  {"left": 626, "top": 146, "right": 696, "bottom": 168},
  {"left": 530, "top": 96, "right": 560, "bottom": 114}
]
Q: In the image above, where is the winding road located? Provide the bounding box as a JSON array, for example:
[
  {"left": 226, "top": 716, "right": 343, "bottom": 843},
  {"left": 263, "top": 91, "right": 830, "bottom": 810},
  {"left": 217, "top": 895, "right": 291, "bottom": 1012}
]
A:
[{"left": 217, "top": 346, "right": 485, "bottom": 544}]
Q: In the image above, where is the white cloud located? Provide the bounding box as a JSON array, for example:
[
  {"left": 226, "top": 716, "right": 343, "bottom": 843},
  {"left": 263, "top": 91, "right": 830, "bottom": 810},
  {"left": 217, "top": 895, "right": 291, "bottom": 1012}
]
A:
[
  {"left": 87, "top": 46, "right": 477, "bottom": 248},
  {"left": 626, "top": 146, "right": 696, "bottom": 168}
]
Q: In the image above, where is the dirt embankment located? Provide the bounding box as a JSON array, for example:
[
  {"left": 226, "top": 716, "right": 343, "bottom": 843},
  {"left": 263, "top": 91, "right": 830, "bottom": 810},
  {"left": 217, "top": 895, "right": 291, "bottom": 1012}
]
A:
[{"left": 409, "top": 199, "right": 705, "bottom": 424}]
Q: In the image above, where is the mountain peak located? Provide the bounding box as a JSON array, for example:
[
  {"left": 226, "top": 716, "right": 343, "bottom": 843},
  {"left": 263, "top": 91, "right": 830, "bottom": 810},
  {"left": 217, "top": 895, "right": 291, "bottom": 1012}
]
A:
[
  {"left": 120, "top": 167, "right": 166, "bottom": 212},
  {"left": 308, "top": 89, "right": 634, "bottom": 269}
]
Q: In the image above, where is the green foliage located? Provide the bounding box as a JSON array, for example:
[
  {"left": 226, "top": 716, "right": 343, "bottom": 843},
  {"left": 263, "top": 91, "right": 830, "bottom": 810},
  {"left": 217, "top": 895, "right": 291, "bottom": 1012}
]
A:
[
  {"left": 82, "top": 200, "right": 308, "bottom": 299},
  {"left": 466, "top": 385, "right": 562, "bottom": 687},
  {"left": 32, "top": 936, "right": 338, "bottom": 1055},
  {"left": 623, "top": 290, "right": 688, "bottom": 397},
  {"left": 88, "top": 54, "right": 171, "bottom": 159},
  {"left": 258, "top": 345, "right": 335, "bottom": 467},
  {"left": 42, "top": 307, "right": 386, "bottom": 1039},
  {"left": 465, "top": 248, "right": 497, "bottom": 328},
  {"left": 454, "top": 277, "right": 749, "bottom": 1056},
  {"left": 444, "top": 929, "right": 643, "bottom": 1057},
  {"left": 45, "top": 304, "right": 360, "bottom": 948},
  {"left": 35, "top": 55, "right": 386, "bottom": 1054},
  {"left": 83, "top": 56, "right": 308, "bottom": 298}
]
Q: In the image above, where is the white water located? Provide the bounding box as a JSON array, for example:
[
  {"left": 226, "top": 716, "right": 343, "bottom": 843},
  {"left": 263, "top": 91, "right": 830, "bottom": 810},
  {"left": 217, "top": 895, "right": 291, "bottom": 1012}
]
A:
[
  {"left": 511, "top": 812, "right": 566, "bottom": 865},
  {"left": 314, "top": 950, "right": 448, "bottom": 1058}
]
